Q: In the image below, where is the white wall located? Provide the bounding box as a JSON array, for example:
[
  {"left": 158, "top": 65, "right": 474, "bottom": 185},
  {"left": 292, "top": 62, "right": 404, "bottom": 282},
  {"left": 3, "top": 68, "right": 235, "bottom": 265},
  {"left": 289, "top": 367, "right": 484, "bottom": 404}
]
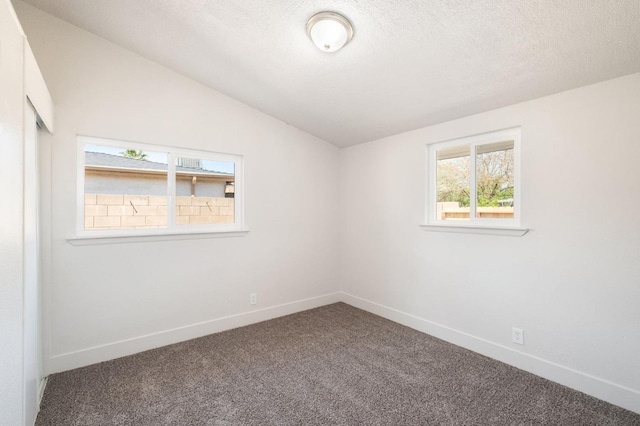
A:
[
  {"left": 0, "top": 2, "right": 26, "bottom": 424},
  {"left": 339, "top": 73, "right": 640, "bottom": 412},
  {"left": 14, "top": 2, "right": 340, "bottom": 373}
]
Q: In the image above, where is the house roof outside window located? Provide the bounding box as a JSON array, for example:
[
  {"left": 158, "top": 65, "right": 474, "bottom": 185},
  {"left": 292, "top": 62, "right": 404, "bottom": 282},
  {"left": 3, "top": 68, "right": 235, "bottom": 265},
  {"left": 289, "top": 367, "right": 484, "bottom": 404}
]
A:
[{"left": 85, "top": 152, "right": 233, "bottom": 178}]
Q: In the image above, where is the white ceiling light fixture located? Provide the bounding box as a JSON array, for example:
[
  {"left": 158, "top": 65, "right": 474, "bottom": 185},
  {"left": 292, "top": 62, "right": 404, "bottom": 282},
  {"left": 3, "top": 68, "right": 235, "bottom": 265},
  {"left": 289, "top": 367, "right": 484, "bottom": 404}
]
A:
[{"left": 306, "top": 11, "right": 354, "bottom": 53}]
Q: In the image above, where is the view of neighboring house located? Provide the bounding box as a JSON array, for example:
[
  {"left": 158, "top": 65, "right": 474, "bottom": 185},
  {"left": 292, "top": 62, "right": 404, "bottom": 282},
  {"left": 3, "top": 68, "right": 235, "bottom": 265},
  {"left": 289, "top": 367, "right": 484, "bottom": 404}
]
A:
[{"left": 84, "top": 151, "right": 235, "bottom": 230}]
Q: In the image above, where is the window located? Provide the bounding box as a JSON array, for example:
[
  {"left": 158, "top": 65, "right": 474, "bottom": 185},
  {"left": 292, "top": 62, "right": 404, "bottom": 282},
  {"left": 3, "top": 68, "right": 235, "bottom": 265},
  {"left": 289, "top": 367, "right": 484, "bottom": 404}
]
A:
[
  {"left": 78, "top": 136, "right": 243, "bottom": 236},
  {"left": 427, "top": 128, "right": 521, "bottom": 229}
]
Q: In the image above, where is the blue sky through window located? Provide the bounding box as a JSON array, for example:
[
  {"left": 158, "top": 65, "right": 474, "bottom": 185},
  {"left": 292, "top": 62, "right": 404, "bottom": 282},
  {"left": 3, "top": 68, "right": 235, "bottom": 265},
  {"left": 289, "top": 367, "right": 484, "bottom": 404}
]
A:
[{"left": 84, "top": 144, "right": 235, "bottom": 174}]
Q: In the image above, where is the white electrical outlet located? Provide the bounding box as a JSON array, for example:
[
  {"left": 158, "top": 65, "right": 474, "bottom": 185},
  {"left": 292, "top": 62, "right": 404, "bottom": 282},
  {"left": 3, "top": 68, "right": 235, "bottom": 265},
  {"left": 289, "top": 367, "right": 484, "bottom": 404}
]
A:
[
  {"left": 250, "top": 293, "right": 257, "bottom": 305},
  {"left": 512, "top": 327, "right": 524, "bottom": 345}
]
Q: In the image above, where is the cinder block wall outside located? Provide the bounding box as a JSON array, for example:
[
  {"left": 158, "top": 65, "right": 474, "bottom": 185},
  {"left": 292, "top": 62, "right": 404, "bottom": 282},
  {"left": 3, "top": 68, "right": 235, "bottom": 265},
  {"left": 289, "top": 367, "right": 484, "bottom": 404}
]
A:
[{"left": 84, "top": 194, "right": 234, "bottom": 230}]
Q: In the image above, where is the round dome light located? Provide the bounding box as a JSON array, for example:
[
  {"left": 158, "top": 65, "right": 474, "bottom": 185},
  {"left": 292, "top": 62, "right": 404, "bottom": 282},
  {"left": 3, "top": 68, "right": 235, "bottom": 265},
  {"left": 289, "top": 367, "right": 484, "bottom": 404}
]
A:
[{"left": 306, "top": 12, "right": 354, "bottom": 53}]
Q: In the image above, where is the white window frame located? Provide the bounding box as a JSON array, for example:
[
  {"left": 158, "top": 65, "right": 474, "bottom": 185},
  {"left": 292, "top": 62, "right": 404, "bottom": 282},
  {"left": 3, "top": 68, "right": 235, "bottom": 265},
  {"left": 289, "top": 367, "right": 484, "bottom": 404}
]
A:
[
  {"left": 422, "top": 128, "right": 528, "bottom": 236},
  {"left": 72, "top": 135, "right": 246, "bottom": 243}
]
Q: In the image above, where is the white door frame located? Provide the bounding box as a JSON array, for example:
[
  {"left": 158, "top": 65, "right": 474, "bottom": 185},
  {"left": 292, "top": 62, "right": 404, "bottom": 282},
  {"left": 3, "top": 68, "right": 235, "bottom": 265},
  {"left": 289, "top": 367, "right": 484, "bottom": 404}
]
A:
[{"left": 23, "top": 99, "right": 42, "bottom": 426}]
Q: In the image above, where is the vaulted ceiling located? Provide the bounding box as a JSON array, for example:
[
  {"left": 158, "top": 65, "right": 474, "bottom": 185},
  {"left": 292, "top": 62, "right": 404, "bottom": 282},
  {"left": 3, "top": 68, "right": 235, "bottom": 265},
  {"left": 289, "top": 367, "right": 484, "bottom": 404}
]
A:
[{"left": 18, "top": 0, "right": 640, "bottom": 147}]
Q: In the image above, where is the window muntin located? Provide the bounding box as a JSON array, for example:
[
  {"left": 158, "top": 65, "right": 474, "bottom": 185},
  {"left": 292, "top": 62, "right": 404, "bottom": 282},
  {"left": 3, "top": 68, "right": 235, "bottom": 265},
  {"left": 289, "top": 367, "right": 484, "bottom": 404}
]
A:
[
  {"left": 429, "top": 128, "right": 520, "bottom": 226},
  {"left": 79, "top": 136, "right": 242, "bottom": 236}
]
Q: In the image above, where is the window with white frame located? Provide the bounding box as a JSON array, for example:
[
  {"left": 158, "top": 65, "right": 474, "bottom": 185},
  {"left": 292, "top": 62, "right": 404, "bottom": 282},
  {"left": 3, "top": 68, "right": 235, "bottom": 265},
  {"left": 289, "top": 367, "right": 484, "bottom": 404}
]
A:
[
  {"left": 78, "top": 136, "right": 243, "bottom": 235},
  {"left": 427, "top": 128, "right": 521, "bottom": 227}
]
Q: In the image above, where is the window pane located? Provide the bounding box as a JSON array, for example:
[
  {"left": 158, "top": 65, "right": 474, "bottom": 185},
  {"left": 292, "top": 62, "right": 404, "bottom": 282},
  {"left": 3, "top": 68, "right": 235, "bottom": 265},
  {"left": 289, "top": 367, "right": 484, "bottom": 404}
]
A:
[
  {"left": 436, "top": 146, "right": 470, "bottom": 221},
  {"left": 175, "top": 157, "right": 235, "bottom": 225},
  {"left": 84, "top": 145, "right": 168, "bottom": 230},
  {"left": 476, "top": 141, "right": 514, "bottom": 219}
]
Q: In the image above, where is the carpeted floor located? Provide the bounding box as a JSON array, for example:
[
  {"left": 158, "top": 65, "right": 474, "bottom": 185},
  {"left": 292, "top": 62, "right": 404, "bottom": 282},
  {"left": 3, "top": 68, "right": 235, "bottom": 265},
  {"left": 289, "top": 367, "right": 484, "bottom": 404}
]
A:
[{"left": 36, "top": 303, "right": 640, "bottom": 425}]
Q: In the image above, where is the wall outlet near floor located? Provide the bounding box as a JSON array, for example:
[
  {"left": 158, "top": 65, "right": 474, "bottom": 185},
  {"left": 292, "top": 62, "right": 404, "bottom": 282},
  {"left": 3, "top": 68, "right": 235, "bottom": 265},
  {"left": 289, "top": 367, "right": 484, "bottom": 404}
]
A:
[
  {"left": 512, "top": 327, "right": 524, "bottom": 345},
  {"left": 250, "top": 293, "right": 257, "bottom": 305}
]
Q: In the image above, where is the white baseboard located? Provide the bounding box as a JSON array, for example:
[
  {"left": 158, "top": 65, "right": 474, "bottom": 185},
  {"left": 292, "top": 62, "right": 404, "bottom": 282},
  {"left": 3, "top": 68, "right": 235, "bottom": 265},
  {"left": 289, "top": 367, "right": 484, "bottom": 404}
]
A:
[
  {"left": 37, "top": 376, "right": 47, "bottom": 404},
  {"left": 45, "top": 290, "right": 639, "bottom": 415},
  {"left": 34, "top": 376, "right": 47, "bottom": 426},
  {"left": 340, "top": 292, "right": 640, "bottom": 415},
  {"left": 48, "top": 292, "right": 341, "bottom": 374}
]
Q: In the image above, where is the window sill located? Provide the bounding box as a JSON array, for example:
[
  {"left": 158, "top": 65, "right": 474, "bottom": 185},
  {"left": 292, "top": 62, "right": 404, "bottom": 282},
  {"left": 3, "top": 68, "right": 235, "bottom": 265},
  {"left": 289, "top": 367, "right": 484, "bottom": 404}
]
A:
[
  {"left": 67, "top": 229, "right": 250, "bottom": 246},
  {"left": 419, "top": 224, "right": 528, "bottom": 237}
]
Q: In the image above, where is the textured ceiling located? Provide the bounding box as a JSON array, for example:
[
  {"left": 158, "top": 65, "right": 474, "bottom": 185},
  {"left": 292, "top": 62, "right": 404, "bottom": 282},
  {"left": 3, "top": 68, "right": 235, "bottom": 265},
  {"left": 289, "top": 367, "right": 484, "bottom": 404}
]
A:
[{"left": 17, "top": 0, "right": 640, "bottom": 147}]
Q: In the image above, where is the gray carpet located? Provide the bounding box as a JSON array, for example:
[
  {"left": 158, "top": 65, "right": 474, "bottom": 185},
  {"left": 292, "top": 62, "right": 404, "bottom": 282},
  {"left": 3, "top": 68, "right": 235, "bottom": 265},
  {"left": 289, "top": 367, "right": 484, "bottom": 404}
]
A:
[{"left": 36, "top": 303, "right": 640, "bottom": 425}]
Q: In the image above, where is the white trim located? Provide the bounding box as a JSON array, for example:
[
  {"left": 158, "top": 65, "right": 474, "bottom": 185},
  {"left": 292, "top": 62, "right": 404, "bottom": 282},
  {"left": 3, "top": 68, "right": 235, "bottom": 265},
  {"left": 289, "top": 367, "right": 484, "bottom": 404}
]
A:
[
  {"left": 7, "top": 0, "right": 26, "bottom": 37},
  {"left": 427, "top": 127, "right": 521, "bottom": 228},
  {"left": 47, "top": 292, "right": 341, "bottom": 374},
  {"left": 76, "top": 135, "right": 244, "bottom": 238},
  {"left": 340, "top": 292, "right": 640, "bottom": 414},
  {"left": 233, "top": 156, "right": 244, "bottom": 228},
  {"left": 37, "top": 376, "right": 47, "bottom": 414},
  {"left": 78, "top": 135, "right": 242, "bottom": 161},
  {"left": 167, "top": 152, "right": 177, "bottom": 228},
  {"left": 419, "top": 224, "right": 529, "bottom": 237},
  {"left": 43, "top": 290, "right": 640, "bottom": 413},
  {"left": 23, "top": 100, "right": 41, "bottom": 426},
  {"left": 76, "top": 140, "right": 85, "bottom": 237},
  {"left": 24, "top": 43, "right": 54, "bottom": 133},
  {"left": 469, "top": 139, "right": 477, "bottom": 219},
  {"left": 66, "top": 229, "right": 249, "bottom": 245}
]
